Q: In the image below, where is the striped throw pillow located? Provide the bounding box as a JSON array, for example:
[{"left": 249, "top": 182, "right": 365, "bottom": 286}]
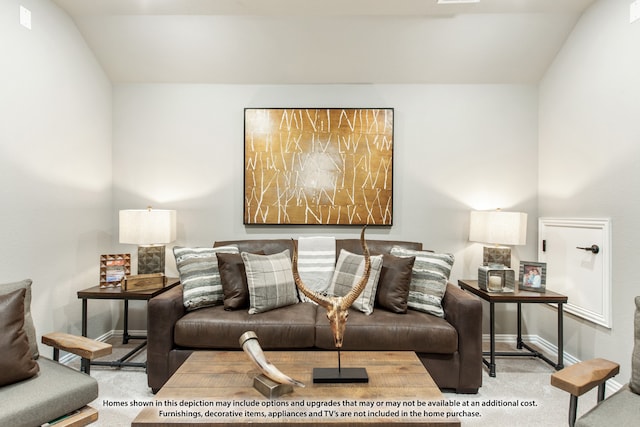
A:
[
  {"left": 174, "top": 246, "right": 239, "bottom": 311},
  {"left": 242, "top": 250, "right": 299, "bottom": 314},
  {"left": 390, "top": 247, "right": 454, "bottom": 318},
  {"left": 328, "top": 249, "right": 383, "bottom": 315}
]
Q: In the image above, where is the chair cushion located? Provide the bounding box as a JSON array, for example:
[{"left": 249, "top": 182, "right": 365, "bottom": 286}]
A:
[
  {"left": 174, "top": 246, "right": 239, "bottom": 311},
  {"left": 0, "top": 289, "right": 39, "bottom": 387},
  {"left": 328, "top": 249, "right": 383, "bottom": 315},
  {"left": 174, "top": 302, "right": 317, "bottom": 349},
  {"left": 0, "top": 279, "right": 38, "bottom": 358},
  {"left": 0, "top": 357, "right": 98, "bottom": 427},
  {"left": 242, "top": 250, "right": 299, "bottom": 314},
  {"left": 630, "top": 296, "right": 640, "bottom": 394},
  {"left": 576, "top": 385, "right": 640, "bottom": 427},
  {"left": 376, "top": 254, "right": 415, "bottom": 314},
  {"left": 390, "top": 247, "right": 454, "bottom": 318}
]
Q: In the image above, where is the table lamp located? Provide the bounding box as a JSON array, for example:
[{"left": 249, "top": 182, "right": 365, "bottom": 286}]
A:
[
  {"left": 469, "top": 209, "right": 527, "bottom": 268},
  {"left": 119, "top": 207, "right": 177, "bottom": 275}
]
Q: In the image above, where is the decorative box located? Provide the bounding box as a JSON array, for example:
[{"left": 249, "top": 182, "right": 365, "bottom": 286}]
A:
[
  {"left": 124, "top": 273, "right": 166, "bottom": 291},
  {"left": 478, "top": 266, "right": 515, "bottom": 293}
]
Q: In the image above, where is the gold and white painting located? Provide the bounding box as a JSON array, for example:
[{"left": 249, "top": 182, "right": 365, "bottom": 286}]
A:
[{"left": 244, "top": 108, "right": 393, "bottom": 225}]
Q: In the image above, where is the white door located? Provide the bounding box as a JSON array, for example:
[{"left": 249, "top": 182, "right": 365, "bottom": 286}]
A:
[{"left": 538, "top": 218, "right": 611, "bottom": 328}]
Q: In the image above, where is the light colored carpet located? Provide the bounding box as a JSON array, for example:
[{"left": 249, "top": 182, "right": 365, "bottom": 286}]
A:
[{"left": 83, "top": 339, "right": 602, "bottom": 426}]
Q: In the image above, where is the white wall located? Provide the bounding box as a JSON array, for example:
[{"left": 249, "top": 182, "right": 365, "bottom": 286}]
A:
[
  {"left": 0, "top": 0, "right": 113, "bottom": 350},
  {"left": 113, "top": 83, "right": 539, "bottom": 328},
  {"left": 538, "top": 0, "right": 640, "bottom": 381}
]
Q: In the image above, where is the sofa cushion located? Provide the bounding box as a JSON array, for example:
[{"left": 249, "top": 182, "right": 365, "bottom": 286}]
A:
[
  {"left": 390, "top": 247, "right": 454, "bottom": 318},
  {"left": 314, "top": 307, "right": 458, "bottom": 353},
  {"left": 0, "top": 279, "right": 38, "bottom": 358},
  {"left": 242, "top": 250, "right": 299, "bottom": 314},
  {"left": 376, "top": 254, "right": 416, "bottom": 314},
  {"left": 174, "top": 246, "right": 239, "bottom": 311},
  {"left": 217, "top": 251, "right": 263, "bottom": 311},
  {"left": 174, "top": 302, "right": 317, "bottom": 349},
  {"left": 328, "top": 249, "right": 383, "bottom": 315},
  {"left": 0, "top": 289, "right": 39, "bottom": 386}
]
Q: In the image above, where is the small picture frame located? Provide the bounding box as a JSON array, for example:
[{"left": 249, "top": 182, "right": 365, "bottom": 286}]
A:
[
  {"left": 100, "top": 254, "right": 131, "bottom": 288},
  {"left": 519, "top": 261, "right": 547, "bottom": 292}
]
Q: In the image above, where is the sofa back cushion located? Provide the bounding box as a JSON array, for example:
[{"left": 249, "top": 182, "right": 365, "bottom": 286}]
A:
[
  {"left": 0, "top": 289, "right": 39, "bottom": 386},
  {"left": 215, "top": 240, "right": 295, "bottom": 256},
  {"left": 336, "top": 239, "right": 422, "bottom": 255}
]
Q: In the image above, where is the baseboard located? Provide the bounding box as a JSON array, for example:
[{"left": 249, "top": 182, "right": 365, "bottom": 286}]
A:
[{"left": 485, "top": 333, "right": 623, "bottom": 393}]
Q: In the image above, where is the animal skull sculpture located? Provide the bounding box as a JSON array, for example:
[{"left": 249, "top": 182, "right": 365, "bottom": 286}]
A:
[{"left": 292, "top": 227, "right": 371, "bottom": 348}]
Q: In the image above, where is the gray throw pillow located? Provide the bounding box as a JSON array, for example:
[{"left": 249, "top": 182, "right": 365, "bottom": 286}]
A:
[
  {"left": 390, "top": 246, "right": 454, "bottom": 318},
  {"left": 174, "top": 246, "right": 239, "bottom": 311},
  {"left": 630, "top": 296, "right": 640, "bottom": 394},
  {"left": 242, "top": 250, "right": 299, "bottom": 314},
  {"left": 328, "top": 249, "right": 383, "bottom": 315},
  {"left": 0, "top": 279, "right": 38, "bottom": 359}
]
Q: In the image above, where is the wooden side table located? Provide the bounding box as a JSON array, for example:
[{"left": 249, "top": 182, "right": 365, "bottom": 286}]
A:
[
  {"left": 77, "top": 277, "right": 180, "bottom": 369},
  {"left": 458, "top": 279, "right": 568, "bottom": 377}
]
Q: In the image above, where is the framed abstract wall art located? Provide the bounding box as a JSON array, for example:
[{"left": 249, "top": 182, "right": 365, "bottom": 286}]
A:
[{"left": 244, "top": 108, "right": 394, "bottom": 225}]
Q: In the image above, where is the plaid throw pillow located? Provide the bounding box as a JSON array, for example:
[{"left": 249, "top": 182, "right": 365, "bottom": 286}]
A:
[
  {"left": 390, "top": 246, "right": 454, "bottom": 318},
  {"left": 174, "top": 246, "right": 239, "bottom": 311},
  {"left": 328, "top": 249, "right": 383, "bottom": 315},
  {"left": 242, "top": 250, "right": 299, "bottom": 314}
]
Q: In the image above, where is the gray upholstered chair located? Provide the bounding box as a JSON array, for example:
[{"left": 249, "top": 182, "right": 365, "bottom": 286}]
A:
[
  {"left": 0, "top": 279, "right": 112, "bottom": 427},
  {"left": 551, "top": 296, "right": 640, "bottom": 427}
]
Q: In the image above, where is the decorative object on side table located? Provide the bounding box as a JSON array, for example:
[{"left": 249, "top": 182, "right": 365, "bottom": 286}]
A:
[
  {"left": 478, "top": 265, "right": 515, "bottom": 293},
  {"left": 119, "top": 207, "right": 177, "bottom": 275},
  {"left": 239, "top": 331, "right": 304, "bottom": 399},
  {"left": 519, "top": 261, "right": 547, "bottom": 292},
  {"left": 99, "top": 253, "right": 131, "bottom": 288},
  {"left": 123, "top": 273, "right": 166, "bottom": 291},
  {"left": 292, "top": 226, "right": 371, "bottom": 383},
  {"left": 469, "top": 209, "right": 527, "bottom": 267}
]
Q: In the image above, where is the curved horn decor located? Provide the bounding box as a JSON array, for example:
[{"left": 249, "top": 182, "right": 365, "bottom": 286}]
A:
[
  {"left": 239, "top": 331, "right": 305, "bottom": 388},
  {"left": 292, "top": 226, "right": 370, "bottom": 348}
]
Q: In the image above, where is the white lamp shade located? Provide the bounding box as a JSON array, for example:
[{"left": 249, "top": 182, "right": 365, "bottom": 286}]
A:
[
  {"left": 119, "top": 209, "right": 176, "bottom": 245},
  {"left": 469, "top": 210, "right": 527, "bottom": 246}
]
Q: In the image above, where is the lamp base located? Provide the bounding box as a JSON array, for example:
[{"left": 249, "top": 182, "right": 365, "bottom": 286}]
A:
[
  {"left": 483, "top": 246, "right": 511, "bottom": 268},
  {"left": 138, "top": 245, "right": 165, "bottom": 274}
]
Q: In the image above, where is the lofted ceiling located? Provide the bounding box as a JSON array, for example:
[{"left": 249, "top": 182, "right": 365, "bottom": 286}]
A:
[{"left": 52, "top": 0, "right": 596, "bottom": 84}]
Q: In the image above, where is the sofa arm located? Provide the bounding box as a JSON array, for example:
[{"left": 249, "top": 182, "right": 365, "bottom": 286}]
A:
[
  {"left": 147, "top": 284, "right": 185, "bottom": 392},
  {"left": 442, "top": 282, "right": 483, "bottom": 392}
]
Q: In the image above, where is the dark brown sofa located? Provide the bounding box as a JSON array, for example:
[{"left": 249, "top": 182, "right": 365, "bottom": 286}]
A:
[{"left": 147, "top": 239, "right": 483, "bottom": 394}]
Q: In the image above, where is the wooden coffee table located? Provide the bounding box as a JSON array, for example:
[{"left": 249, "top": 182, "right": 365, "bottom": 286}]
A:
[{"left": 133, "top": 351, "right": 461, "bottom": 426}]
